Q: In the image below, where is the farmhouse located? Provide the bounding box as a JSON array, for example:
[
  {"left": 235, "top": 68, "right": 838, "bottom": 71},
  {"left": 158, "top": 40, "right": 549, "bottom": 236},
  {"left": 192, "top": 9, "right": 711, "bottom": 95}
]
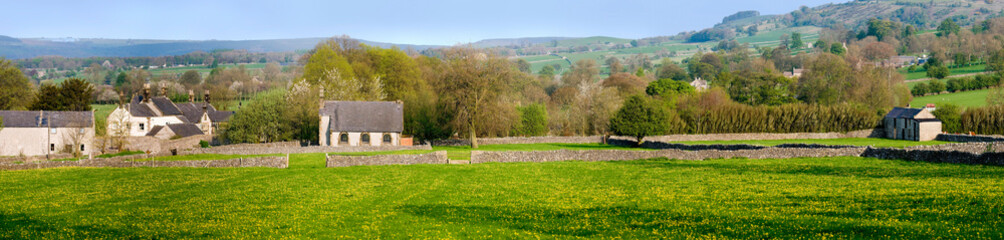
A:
[
  {"left": 0, "top": 110, "right": 95, "bottom": 156},
  {"left": 319, "top": 101, "right": 404, "bottom": 146},
  {"left": 884, "top": 107, "right": 942, "bottom": 141},
  {"left": 107, "top": 85, "right": 232, "bottom": 140},
  {"left": 690, "top": 77, "right": 709, "bottom": 91}
]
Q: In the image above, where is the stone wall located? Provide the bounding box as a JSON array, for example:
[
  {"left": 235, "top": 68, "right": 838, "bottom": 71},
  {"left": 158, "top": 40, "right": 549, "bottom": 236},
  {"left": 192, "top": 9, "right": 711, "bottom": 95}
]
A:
[
  {"left": 470, "top": 147, "right": 866, "bottom": 164},
  {"left": 123, "top": 135, "right": 211, "bottom": 154},
  {"left": 936, "top": 134, "right": 1004, "bottom": 143},
  {"left": 0, "top": 156, "right": 288, "bottom": 171},
  {"left": 861, "top": 145, "right": 1004, "bottom": 166},
  {"left": 326, "top": 151, "right": 447, "bottom": 167},
  {"left": 183, "top": 144, "right": 433, "bottom": 155},
  {"left": 433, "top": 129, "right": 883, "bottom": 146}
]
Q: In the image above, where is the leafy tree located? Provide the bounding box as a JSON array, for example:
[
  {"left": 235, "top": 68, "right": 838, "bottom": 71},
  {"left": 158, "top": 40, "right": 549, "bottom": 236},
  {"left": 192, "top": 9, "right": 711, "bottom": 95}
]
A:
[
  {"left": 937, "top": 18, "right": 960, "bottom": 37},
  {"left": 439, "top": 47, "right": 522, "bottom": 148},
  {"left": 927, "top": 65, "right": 950, "bottom": 79},
  {"left": 302, "top": 40, "right": 355, "bottom": 86},
  {"left": 114, "top": 72, "right": 128, "bottom": 88},
  {"left": 989, "top": 86, "right": 1004, "bottom": 106},
  {"left": 646, "top": 78, "right": 695, "bottom": 97},
  {"left": 790, "top": 32, "right": 804, "bottom": 49},
  {"left": 606, "top": 57, "right": 623, "bottom": 74},
  {"left": 222, "top": 89, "right": 294, "bottom": 143},
  {"left": 656, "top": 59, "right": 688, "bottom": 81},
  {"left": 928, "top": 79, "right": 946, "bottom": 94},
  {"left": 179, "top": 70, "right": 202, "bottom": 87},
  {"left": 515, "top": 59, "right": 531, "bottom": 73},
  {"left": 830, "top": 43, "right": 846, "bottom": 55},
  {"left": 911, "top": 82, "right": 929, "bottom": 96},
  {"left": 538, "top": 65, "right": 556, "bottom": 80},
  {"left": 562, "top": 59, "right": 599, "bottom": 86},
  {"left": 30, "top": 78, "right": 93, "bottom": 111},
  {"left": 513, "top": 104, "right": 548, "bottom": 136},
  {"left": 0, "top": 58, "right": 35, "bottom": 110},
  {"left": 988, "top": 49, "right": 1004, "bottom": 77},
  {"left": 799, "top": 53, "right": 850, "bottom": 104},
  {"left": 630, "top": 40, "right": 638, "bottom": 47},
  {"left": 931, "top": 103, "right": 962, "bottom": 133},
  {"left": 603, "top": 73, "right": 647, "bottom": 97},
  {"left": 609, "top": 95, "right": 671, "bottom": 145}
]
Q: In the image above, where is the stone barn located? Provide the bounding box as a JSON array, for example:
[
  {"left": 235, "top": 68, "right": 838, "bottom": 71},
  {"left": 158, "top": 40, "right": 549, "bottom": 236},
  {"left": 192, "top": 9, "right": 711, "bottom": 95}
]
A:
[
  {"left": 319, "top": 101, "right": 404, "bottom": 147},
  {"left": 884, "top": 107, "right": 942, "bottom": 141},
  {"left": 0, "top": 110, "right": 96, "bottom": 156}
]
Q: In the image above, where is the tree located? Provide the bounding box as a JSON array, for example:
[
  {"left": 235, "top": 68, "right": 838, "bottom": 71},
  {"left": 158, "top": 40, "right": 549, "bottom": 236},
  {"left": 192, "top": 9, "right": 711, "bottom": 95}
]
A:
[
  {"left": 606, "top": 57, "right": 624, "bottom": 74},
  {"left": 222, "top": 89, "right": 294, "bottom": 143},
  {"left": 937, "top": 19, "right": 960, "bottom": 37},
  {"left": 830, "top": 43, "right": 846, "bottom": 55},
  {"left": 609, "top": 95, "right": 671, "bottom": 145},
  {"left": 603, "top": 73, "right": 647, "bottom": 97},
  {"left": 656, "top": 59, "right": 688, "bottom": 81},
  {"left": 31, "top": 78, "right": 94, "bottom": 111},
  {"left": 562, "top": 59, "right": 599, "bottom": 86},
  {"left": 927, "top": 65, "right": 950, "bottom": 79},
  {"left": 513, "top": 104, "right": 548, "bottom": 136},
  {"left": 928, "top": 79, "right": 946, "bottom": 94},
  {"left": 988, "top": 49, "right": 1004, "bottom": 77},
  {"left": 912, "top": 82, "right": 929, "bottom": 96},
  {"left": 0, "top": 58, "right": 35, "bottom": 110},
  {"left": 179, "top": 70, "right": 202, "bottom": 87},
  {"left": 538, "top": 65, "right": 556, "bottom": 80},
  {"left": 932, "top": 103, "right": 963, "bottom": 133},
  {"left": 646, "top": 78, "right": 695, "bottom": 97},
  {"left": 790, "top": 32, "right": 804, "bottom": 49},
  {"left": 515, "top": 59, "right": 531, "bottom": 73},
  {"left": 114, "top": 72, "right": 128, "bottom": 88},
  {"left": 302, "top": 39, "right": 355, "bottom": 86},
  {"left": 989, "top": 86, "right": 1004, "bottom": 106},
  {"left": 439, "top": 47, "right": 521, "bottom": 148}
]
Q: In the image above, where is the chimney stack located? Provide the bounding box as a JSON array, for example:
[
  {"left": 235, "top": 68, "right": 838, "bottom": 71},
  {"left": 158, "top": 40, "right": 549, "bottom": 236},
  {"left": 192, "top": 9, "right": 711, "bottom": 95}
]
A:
[
  {"left": 161, "top": 86, "right": 168, "bottom": 96},
  {"left": 188, "top": 90, "right": 194, "bottom": 103},
  {"left": 203, "top": 90, "right": 210, "bottom": 112}
]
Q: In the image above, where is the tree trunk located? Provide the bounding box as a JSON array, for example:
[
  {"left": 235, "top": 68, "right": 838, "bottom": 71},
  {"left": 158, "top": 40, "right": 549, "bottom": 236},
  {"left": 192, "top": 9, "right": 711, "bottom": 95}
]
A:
[{"left": 470, "top": 123, "right": 479, "bottom": 149}]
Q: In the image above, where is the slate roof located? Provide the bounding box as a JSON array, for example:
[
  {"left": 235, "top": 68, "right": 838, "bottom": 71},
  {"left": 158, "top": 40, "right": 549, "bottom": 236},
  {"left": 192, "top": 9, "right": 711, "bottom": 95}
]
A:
[
  {"left": 151, "top": 97, "right": 183, "bottom": 116},
  {"left": 176, "top": 102, "right": 215, "bottom": 123},
  {"left": 208, "top": 111, "right": 233, "bottom": 122},
  {"left": 129, "top": 95, "right": 184, "bottom": 117},
  {"left": 166, "top": 123, "right": 204, "bottom": 138},
  {"left": 321, "top": 101, "right": 403, "bottom": 132},
  {"left": 146, "top": 126, "right": 165, "bottom": 137},
  {"left": 0, "top": 111, "right": 93, "bottom": 128},
  {"left": 885, "top": 107, "right": 924, "bottom": 119}
]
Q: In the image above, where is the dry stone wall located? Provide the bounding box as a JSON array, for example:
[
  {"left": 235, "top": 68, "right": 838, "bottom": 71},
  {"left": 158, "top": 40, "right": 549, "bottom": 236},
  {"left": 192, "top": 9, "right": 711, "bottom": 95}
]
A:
[
  {"left": 434, "top": 129, "right": 883, "bottom": 146},
  {"left": 936, "top": 134, "right": 1004, "bottom": 143},
  {"left": 326, "top": 151, "right": 447, "bottom": 167},
  {"left": 123, "top": 135, "right": 211, "bottom": 154},
  {"left": 470, "top": 148, "right": 866, "bottom": 164},
  {"left": 0, "top": 156, "right": 288, "bottom": 171},
  {"left": 183, "top": 144, "right": 433, "bottom": 155}
]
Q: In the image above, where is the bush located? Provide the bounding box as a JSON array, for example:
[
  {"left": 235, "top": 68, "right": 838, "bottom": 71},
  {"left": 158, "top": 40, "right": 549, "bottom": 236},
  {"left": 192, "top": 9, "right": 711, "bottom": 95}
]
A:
[
  {"left": 912, "top": 82, "right": 929, "bottom": 96},
  {"left": 646, "top": 79, "right": 695, "bottom": 97},
  {"left": 961, "top": 105, "right": 1004, "bottom": 135},
  {"left": 931, "top": 104, "right": 963, "bottom": 133},
  {"left": 199, "top": 140, "right": 210, "bottom": 148},
  {"left": 610, "top": 95, "right": 681, "bottom": 144},
  {"left": 512, "top": 104, "right": 549, "bottom": 137},
  {"left": 677, "top": 90, "right": 879, "bottom": 134},
  {"left": 927, "top": 66, "right": 950, "bottom": 79}
]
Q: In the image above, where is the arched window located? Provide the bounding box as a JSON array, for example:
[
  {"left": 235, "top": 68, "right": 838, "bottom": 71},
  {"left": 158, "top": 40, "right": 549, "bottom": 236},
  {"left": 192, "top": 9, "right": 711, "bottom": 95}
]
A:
[
  {"left": 339, "top": 132, "right": 349, "bottom": 144},
  {"left": 383, "top": 134, "right": 392, "bottom": 143},
  {"left": 361, "top": 133, "right": 371, "bottom": 145}
]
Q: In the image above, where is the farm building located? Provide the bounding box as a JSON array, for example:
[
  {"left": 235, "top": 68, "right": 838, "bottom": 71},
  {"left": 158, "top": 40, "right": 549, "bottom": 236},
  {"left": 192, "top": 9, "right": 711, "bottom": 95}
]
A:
[
  {"left": 690, "top": 78, "right": 709, "bottom": 91},
  {"left": 107, "top": 85, "right": 232, "bottom": 140},
  {"left": 883, "top": 107, "right": 942, "bottom": 141},
  {"left": 319, "top": 101, "right": 405, "bottom": 147},
  {"left": 0, "top": 110, "right": 95, "bottom": 156}
]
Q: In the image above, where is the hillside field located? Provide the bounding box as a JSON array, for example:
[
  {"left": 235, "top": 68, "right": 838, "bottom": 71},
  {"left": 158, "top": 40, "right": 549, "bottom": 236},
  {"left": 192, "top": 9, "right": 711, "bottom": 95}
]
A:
[
  {"left": 0, "top": 155, "right": 1001, "bottom": 239},
  {"left": 910, "top": 88, "right": 992, "bottom": 108}
]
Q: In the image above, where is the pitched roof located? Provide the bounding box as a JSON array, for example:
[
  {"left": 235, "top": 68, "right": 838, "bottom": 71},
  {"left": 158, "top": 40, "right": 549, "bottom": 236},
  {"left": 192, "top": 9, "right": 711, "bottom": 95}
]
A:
[
  {"left": 885, "top": 107, "right": 925, "bottom": 119},
  {"left": 0, "top": 111, "right": 93, "bottom": 128},
  {"left": 129, "top": 95, "right": 185, "bottom": 117},
  {"left": 129, "top": 103, "right": 158, "bottom": 117},
  {"left": 151, "top": 97, "right": 183, "bottom": 116},
  {"left": 146, "top": 125, "right": 165, "bottom": 137},
  {"left": 208, "top": 111, "right": 233, "bottom": 122},
  {"left": 176, "top": 102, "right": 216, "bottom": 123},
  {"left": 166, "top": 123, "right": 204, "bottom": 138},
  {"left": 321, "top": 101, "right": 403, "bottom": 133}
]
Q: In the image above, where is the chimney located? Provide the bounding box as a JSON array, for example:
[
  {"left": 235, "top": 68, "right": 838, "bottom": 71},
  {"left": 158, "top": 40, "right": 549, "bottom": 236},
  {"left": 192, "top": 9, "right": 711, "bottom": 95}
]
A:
[
  {"left": 203, "top": 90, "right": 210, "bottom": 112},
  {"left": 319, "top": 86, "right": 325, "bottom": 110},
  {"left": 142, "top": 84, "right": 151, "bottom": 103},
  {"left": 188, "top": 90, "right": 194, "bottom": 103},
  {"left": 161, "top": 86, "right": 168, "bottom": 96}
]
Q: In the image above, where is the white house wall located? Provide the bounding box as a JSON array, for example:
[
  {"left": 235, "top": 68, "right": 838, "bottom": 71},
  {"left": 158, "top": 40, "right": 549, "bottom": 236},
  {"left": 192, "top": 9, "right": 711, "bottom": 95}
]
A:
[{"left": 0, "top": 127, "right": 95, "bottom": 156}]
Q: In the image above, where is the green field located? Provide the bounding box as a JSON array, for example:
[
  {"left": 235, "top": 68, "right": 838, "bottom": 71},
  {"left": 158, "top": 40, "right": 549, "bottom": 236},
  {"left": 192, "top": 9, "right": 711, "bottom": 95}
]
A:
[
  {"left": 900, "top": 64, "right": 988, "bottom": 81},
  {"left": 433, "top": 143, "right": 646, "bottom": 160},
  {"left": 1, "top": 155, "right": 1001, "bottom": 238},
  {"left": 670, "top": 138, "right": 950, "bottom": 148},
  {"left": 910, "top": 88, "right": 991, "bottom": 108},
  {"left": 147, "top": 63, "right": 267, "bottom": 77}
]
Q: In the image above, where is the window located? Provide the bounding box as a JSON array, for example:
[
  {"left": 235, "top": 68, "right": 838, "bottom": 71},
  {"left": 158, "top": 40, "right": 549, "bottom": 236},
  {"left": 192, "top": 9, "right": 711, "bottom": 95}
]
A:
[
  {"left": 50, "top": 144, "right": 55, "bottom": 151},
  {"left": 50, "top": 129, "right": 57, "bottom": 134},
  {"left": 80, "top": 145, "right": 85, "bottom": 152},
  {"left": 139, "top": 123, "right": 145, "bottom": 130},
  {"left": 79, "top": 128, "right": 85, "bottom": 134},
  {"left": 361, "top": 133, "right": 370, "bottom": 145},
  {"left": 339, "top": 132, "right": 349, "bottom": 144},
  {"left": 383, "top": 134, "right": 392, "bottom": 143}
]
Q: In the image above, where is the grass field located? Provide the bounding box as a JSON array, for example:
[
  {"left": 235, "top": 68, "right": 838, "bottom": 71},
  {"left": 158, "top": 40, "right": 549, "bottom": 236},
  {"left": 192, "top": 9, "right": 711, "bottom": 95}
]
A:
[
  {"left": 669, "top": 138, "right": 951, "bottom": 148},
  {"left": 1, "top": 155, "right": 1001, "bottom": 238},
  {"left": 147, "top": 63, "right": 267, "bottom": 77},
  {"left": 899, "top": 64, "right": 988, "bottom": 81},
  {"left": 910, "top": 88, "right": 991, "bottom": 108},
  {"left": 432, "top": 143, "right": 646, "bottom": 160}
]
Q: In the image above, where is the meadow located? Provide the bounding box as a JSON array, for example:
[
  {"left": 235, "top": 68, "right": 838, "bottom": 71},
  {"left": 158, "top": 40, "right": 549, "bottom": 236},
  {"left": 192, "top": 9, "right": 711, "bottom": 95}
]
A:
[
  {"left": 668, "top": 138, "right": 950, "bottom": 148},
  {"left": 0, "top": 155, "right": 1001, "bottom": 239},
  {"left": 910, "top": 88, "right": 991, "bottom": 108}
]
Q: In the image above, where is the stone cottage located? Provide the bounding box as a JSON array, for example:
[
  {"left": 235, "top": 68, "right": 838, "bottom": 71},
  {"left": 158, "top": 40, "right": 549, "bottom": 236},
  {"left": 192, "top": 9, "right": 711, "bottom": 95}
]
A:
[
  {"left": 319, "top": 101, "right": 404, "bottom": 147},
  {"left": 107, "top": 85, "right": 232, "bottom": 140},
  {"left": 690, "top": 77, "right": 709, "bottom": 91},
  {"left": 0, "top": 110, "right": 95, "bottom": 156},
  {"left": 884, "top": 107, "right": 942, "bottom": 141}
]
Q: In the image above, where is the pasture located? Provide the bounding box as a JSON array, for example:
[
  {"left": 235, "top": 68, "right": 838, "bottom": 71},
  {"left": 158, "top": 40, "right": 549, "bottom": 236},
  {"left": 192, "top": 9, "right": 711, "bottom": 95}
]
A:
[
  {"left": 0, "top": 154, "right": 1001, "bottom": 239},
  {"left": 910, "top": 88, "right": 991, "bottom": 108}
]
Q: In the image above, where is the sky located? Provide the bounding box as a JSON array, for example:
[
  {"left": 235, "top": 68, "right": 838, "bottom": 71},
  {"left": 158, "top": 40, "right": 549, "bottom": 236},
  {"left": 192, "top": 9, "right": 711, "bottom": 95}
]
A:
[{"left": 1, "top": 0, "right": 846, "bottom": 45}]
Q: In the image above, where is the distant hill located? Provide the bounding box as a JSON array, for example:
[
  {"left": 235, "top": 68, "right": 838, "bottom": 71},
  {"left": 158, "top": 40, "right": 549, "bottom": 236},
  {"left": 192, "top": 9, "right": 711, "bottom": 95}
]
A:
[
  {"left": 0, "top": 37, "right": 444, "bottom": 59},
  {"left": 471, "top": 37, "right": 574, "bottom": 48}
]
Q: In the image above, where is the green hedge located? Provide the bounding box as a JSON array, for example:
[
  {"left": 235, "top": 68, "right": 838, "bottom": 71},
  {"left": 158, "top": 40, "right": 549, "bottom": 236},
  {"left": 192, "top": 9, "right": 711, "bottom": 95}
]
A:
[
  {"left": 679, "top": 103, "right": 879, "bottom": 134},
  {"left": 961, "top": 105, "right": 1004, "bottom": 135}
]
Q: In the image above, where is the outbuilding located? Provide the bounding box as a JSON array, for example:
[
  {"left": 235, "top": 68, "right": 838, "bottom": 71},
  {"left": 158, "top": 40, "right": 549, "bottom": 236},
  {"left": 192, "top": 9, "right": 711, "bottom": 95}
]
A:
[
  {"left": 318, "top": 101, "right": 404, "bottom": 147},
  {"left": 884, "top": 107, "right": 942, "bottom": 141}
]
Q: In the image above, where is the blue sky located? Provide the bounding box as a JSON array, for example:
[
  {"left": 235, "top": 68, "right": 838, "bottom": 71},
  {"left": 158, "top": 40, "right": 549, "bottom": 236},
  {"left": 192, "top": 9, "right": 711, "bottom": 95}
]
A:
[{"left": 1, "top": 0, "right": 845, "bottom": 45}]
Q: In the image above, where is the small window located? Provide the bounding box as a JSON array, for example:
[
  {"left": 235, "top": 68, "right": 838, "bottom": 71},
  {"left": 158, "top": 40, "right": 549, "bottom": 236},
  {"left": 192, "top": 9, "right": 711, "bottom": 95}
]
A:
[
  {"left": 79, "top": 128, "right": 85, "bottom": 134},
  {"left": 339, "top": 132, "right": 349, "bottom": 143},
  {"left": 50, "top": 129, "right": 57, "bottom": 134},
  {"left": 139, "top": 123, "right": 145, "bottom": 130},
  {"left": 383, "top": 134, "right": 392, "bottom": 143},
  {"left": 50, "top": 144, "right": 55, "bottom": 151},
  {"left": 80, "top": 145, "right": 85, "bottom": 152},
  {"left": 361, "top": 133, "right": 370, "bottom": 145}
]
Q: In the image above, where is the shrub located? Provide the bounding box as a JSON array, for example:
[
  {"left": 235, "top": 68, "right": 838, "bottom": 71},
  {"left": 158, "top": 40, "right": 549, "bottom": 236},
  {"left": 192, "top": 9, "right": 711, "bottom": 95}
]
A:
[
  {"left": 199, "top": 140, "right": 210, "bottom": 148},
  {"left": 931, "top": 104, "right": 963, "bottom": 133},
  {"left": 927, "top": 66, "right": 950, "bottom": 79},
  {"left": 512, "top": 104, "right": 549, "bottom": 137},
  {"left": 646, "top": 78, "right": 695, "bottom": 97},
  {"left": 912, "top": 82, "right": 929, "bottom": 96},
  {"left": 961, "top": 105, "right": 1004, "bottom": 135},
  {"left": 610, "top": 95, "right": 680, "bottom": 144},
  {"left": 677, "top": 91, "right": 879, "bottom": 134}
]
